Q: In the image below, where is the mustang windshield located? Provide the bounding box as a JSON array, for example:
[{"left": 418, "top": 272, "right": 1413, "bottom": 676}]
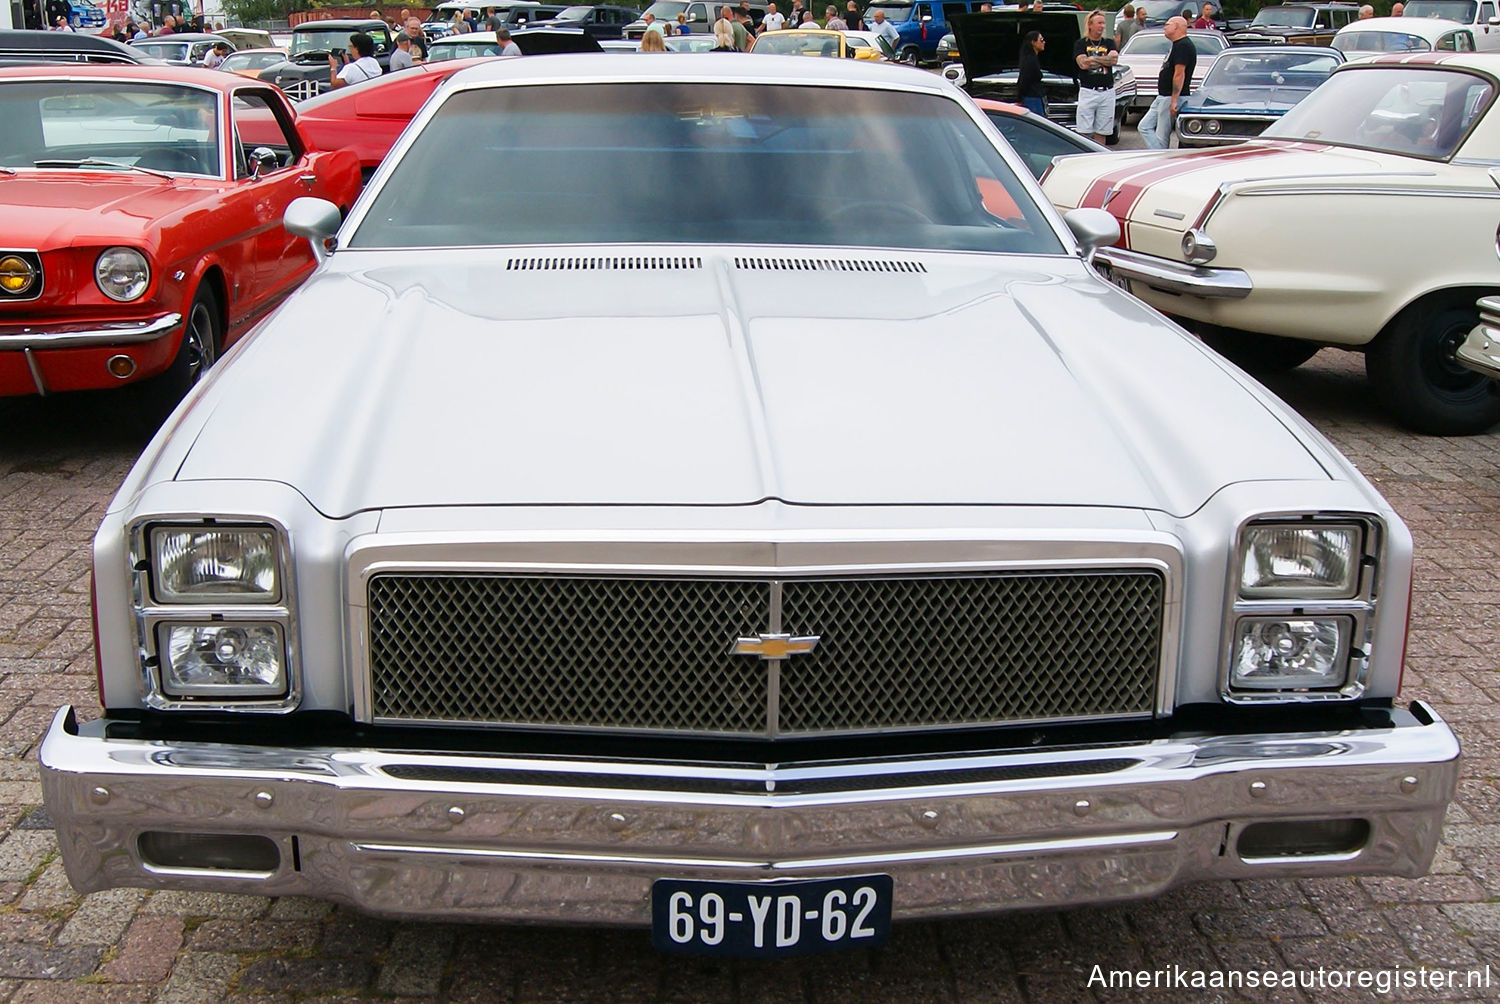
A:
[
  {"left": 0, "top": 81, "right": 221, "bottom": 177},
  {"left": 1265, "top": 67, "right": 1493, "bottom": 160},
  {"left": 753, "top": 32, "right": 844, "bottom": 55},
  {"left": 351, "top": 83, "right": 1062, "bottom": 254}
]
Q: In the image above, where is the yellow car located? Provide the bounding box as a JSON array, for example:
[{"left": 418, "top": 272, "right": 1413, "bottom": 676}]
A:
[{"left": 750, "top": 28, "right": 885, "bottom": 59}]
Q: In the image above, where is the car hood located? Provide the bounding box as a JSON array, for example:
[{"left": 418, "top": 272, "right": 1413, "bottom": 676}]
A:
[
  {"left": 1181, "top": 83, "right": 1318, "bottom": 112},
  {"left": 171, "top": 250, "right": 1328, "bottom": 518},
  {"left": 1042, "top": 141, "right": 1411, "bottom": 234},
  {"left": 952, "top": 12, "right": 1083, "bottom": 80},
  {"left": 0, "top": 174, "right": 210, "bottom": 247}
]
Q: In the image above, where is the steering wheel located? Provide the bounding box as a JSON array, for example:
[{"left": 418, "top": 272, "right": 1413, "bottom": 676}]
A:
[{"left": 825, "top": 200, "right": 935, "bottom": 226}]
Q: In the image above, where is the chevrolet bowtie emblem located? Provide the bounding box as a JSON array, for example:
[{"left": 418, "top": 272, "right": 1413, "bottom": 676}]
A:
[{"left": 731, "top": 633, "right": 820, "bottom": 660}]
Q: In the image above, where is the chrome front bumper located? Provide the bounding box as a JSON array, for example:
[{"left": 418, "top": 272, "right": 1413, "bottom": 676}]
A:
[
  {"left": 0, "top": 313, "right": 182, "bottom": 351},
  {"left": 1096, "top": 247, "right": 1253, "bottom": 300},
  {"left": 39, "top": 703, "right": 1458, "bottom": 925},
  {"left": 1457, "top": 295, "right": 1500, "bottom": 381}
]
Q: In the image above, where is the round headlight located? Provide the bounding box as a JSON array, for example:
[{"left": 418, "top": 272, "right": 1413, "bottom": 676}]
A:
[
  {"left": 1185, "top": 118, "right": 1203, "bottom": 134},
  {"left": 0, "top": 255, "right": 37, "bottom": 295},
  {"left": 95, "top": 247, "right": 150, "bottom": 302},
  {"left": 1206, "top": 119, "right": 1222, "bottom": 135}
]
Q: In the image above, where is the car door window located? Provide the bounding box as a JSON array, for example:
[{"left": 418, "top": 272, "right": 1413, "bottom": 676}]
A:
[
  {"left": 1483, "top": 1, "right": 1496, "bottom": 21},
  {"left": 231, "top": 91, "right": 301, "bottom": 178},
  {"left": 1439, "top": 31, "right": 1460, "bottom": 49}
]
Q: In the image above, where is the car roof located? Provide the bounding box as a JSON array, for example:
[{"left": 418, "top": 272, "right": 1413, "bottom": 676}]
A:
[
  {"left": 1340, "top": 49, "right": 1500, "bottom": 74},
  {"left": 293, "top": 19, "right": 388, "bottom": 30},
  {"left": 0, "top": 28, "right": 144, "bottom": 59},
  {"left": 133, "top": 34, "right": 231, "bottom": 44}
]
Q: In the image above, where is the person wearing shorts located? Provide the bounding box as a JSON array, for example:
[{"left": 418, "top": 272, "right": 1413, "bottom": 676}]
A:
[{"left": 1072, "top": 10, "right": 1118, "bottom": 144}]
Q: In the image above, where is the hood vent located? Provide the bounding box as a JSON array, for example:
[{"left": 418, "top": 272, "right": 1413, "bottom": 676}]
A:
[
  {"left": 506, "top": 256, "right": 703, "bottom": 271},
  {"left": 734, "top": 256, "right": 927, "bottom": 274}
]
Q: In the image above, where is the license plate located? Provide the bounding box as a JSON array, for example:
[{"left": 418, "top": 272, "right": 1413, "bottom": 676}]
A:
[
  {"left": 651, "top": 875, "right": 893, "bottom": 957},
  {"left": 1097, "top": 261, "right": 1133, "bottom": 294}
]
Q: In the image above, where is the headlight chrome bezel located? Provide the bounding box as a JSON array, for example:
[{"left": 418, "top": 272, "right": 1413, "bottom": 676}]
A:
[
  {"left": 1222, "top": 514, "right": 1383, "bottom": 705},
  {"left": 130, "top": 517, "right": 300, "bottom": 712}
]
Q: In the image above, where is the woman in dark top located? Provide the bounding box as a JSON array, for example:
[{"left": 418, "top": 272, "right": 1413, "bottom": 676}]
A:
[{"left": 1017, "top": 31, "right": 1046, "bottom": 117}]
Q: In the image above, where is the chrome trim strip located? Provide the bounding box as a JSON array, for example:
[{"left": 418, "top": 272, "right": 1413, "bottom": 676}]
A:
[
  {"left": 0, "top": 312, "right": 182, "bottom": 350},
  {"left": 1237, "top": 186, "right": 1500, "bottom": 199},
  {"left": 346, "top": 541, "right": 1184, "bottom": 734},
  {"left": 1094, "top": 247, "right": 1253, "bottom": 300},
  {"left": 354, "top": 829, "right": 1180, "bottom": 872}
]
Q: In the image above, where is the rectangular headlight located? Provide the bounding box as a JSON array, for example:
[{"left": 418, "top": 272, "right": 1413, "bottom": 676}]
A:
[
  {"left": 151, "top": 526, "right": 280, "bottom": 604},
  {"left": 1230, "top": 617, "right": 1349, "bottom": 691},
  {"left": 159, "top": 623, "right": 286, "bottom": 697},
  {"left": 1238, "top": 524, "right": 1360, "bottom": 599}
]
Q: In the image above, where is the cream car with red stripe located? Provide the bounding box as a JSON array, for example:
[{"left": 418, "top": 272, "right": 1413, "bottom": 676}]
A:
[{"left": 1042, "top": 52, "right": 1500, "bottom": 436}]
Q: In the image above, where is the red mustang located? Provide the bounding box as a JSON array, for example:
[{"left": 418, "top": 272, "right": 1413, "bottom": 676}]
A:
[
  {"left": 0, "top": 65, "right": 361, "bottom": 406},
  {"left": 293, "top": 59, "right": 489, "bottom": 180}
]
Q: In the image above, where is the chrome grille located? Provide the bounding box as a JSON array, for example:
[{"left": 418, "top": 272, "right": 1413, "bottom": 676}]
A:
[
  {"left": 366, "top": 570, "right": 1165, "bottom": 736},
  {"left": 368, "top": 576, "right": 770, "bottom": 732}
]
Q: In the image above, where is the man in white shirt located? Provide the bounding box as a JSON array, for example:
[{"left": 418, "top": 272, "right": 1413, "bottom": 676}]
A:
[
  {"left": 202, "top": 41, "right": 230, "bottom": 68},
  {"left": 762, "top": 2, "right": 785, "bottom": 30},
  {"left": 329, "top": 33, "right": 381, "bottom": 89},
  {"left": 870, "top": 9, "right": 898, "bottom": 45}
]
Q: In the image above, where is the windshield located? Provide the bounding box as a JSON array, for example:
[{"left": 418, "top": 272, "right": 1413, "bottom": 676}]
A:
[
  {"left": 753, "top": 32, "right": 843, "bottom": 55},
  {"left": 133, "top": 42, "right": 190, "bottom": 61},
  {"left": 554, "top": 5, "right": 593, "bottom": 17},
  {"left": 430, "top": 39, "right": 501, "bottom": 59},
  {"left": 1137, "top": 0, "right": 1189, "bottom": 18},
  {"left": 291, "top": 28, "right": 383, "bottom": 55},
  {"left": 1333, "top": 29, "right": 1432, "bottom": 51},
  {"left": 220, "top": 51, "right": 287, "bottom": 71},
  {"left": 1123, "top": 32, "right": 1226, "bottom": 55},
  {"left": 1265, "top": 66, "right": 1491, "bottom": 159},
  {"left": 1203, "top": 49, "right": 1341, "bottom": 86},
  {"left": 1404, "top": 0, "right": 1478, "bottom": 17},
  {"left": 864, "top": 3, "right": 913, "bottom": 19},
  {"left": 1251, "top": 7, "right": 1317, "bottom": 27},
  {"left": 352, "top": 83, "right": 1061, "bottom": 254},
  {"left": 0, "top": 81, "right": 221, "bottom": 177},
  {"left": 642, "top": 2, "right": 690, "bottom": 16}
]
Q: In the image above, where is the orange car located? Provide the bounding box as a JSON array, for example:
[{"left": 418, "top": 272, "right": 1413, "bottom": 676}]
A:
[{"left": 215, "top": 47, "right": 289, "bottom": 79}]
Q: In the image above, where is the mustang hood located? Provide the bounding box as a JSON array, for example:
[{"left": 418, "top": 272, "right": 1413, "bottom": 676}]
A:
[
  {"left": 0, "top": 175, "right": 207, "bottom": 246},
  {"left": 173, "top": 251, "right": 1328, "bottom": 517},
  {"left": 952, "top": 12, "right": 1082, "bottom": 81}
]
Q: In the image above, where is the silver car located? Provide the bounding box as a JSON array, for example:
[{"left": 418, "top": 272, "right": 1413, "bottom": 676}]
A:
[{"left": 39, "top": 55, "right": 1457, "bottom": 958}]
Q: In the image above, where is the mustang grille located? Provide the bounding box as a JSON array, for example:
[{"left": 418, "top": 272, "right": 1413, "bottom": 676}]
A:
[{"left": 366, "top": 570, "right": 1164, "bottom": 736}]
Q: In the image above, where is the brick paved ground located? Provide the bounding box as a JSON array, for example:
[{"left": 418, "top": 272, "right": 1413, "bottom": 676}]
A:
[{"left": 0, "top": 349, "right": 1497, "bottom": 1003}]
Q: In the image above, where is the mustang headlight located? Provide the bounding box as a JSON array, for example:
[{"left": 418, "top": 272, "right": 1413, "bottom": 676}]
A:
[
  {"left": 1185, "top": 118, "right": 1203, "bottom": 133},
  {"left": 151, "top": 526, "right": 280, "bottom": 603},
  {"left": 95, "top": 247, "right": 150, "bottom": 302},
  {"left": 1238, "top": 524, "right": 1361, "bottom": 599},
  {"left": 160, "top": 623, "right": 286, "bottom": 696},
  {"left": 1231, "top": 617, "right": 1349, "bottom": 690},
  {"left": 1205, "top": 119, "right": 1221, "bottom": 134}
]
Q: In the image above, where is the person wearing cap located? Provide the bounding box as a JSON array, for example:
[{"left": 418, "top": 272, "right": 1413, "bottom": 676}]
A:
[
  {"left": 202, "top": 41, "right": 230, "bottom": 68},
  {"left": 390, "top": 32, "right": 415, "bottom": 70}
]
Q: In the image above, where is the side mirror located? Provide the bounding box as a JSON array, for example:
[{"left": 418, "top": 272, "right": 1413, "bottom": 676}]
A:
[
  {"left": 921, "top": 13, "right": 933, "bottom": 21},
  {"left": 1063, "top": 207, "right": 1120, "bottom": 259},
  {"left": 284, "top": 196, "right": 342, "bottom": 262},
  {"left": 248, "top": 146, "right": 278, "bottom": 180},
  {"left": 688, "top": 12, "right": 698, "bottom": 21},
  {"left": 1489, "top": 14, "right": 1499, "bottom": 23}
]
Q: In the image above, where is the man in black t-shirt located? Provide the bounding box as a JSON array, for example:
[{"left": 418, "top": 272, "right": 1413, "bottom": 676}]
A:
[
  {"left": 1140, "top": 16, "right": 1196, "bottom": 149},
  {"left": 1072, "top": 10, "right": 1118, "bottom": 144}
]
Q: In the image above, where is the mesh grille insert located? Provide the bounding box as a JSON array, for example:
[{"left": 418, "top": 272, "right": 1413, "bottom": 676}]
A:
[
  {"left": 732, "top": 257, "right": 927, "bottom": 273},
  {"left": 505, "top": 256, "right": 703, "bottom": 271},
  {"left": 366, "top": 570, "right": 1164, "bottom": 736}
]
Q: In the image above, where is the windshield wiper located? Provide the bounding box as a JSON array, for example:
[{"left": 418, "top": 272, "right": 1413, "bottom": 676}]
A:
[{"left": 32, "top": 158, "right": 173, "bottom": 179}]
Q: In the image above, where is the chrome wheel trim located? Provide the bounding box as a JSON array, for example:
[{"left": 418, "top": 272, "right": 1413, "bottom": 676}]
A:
[{"left": 183, "top": 297, "right": 217, "bottom": 385}]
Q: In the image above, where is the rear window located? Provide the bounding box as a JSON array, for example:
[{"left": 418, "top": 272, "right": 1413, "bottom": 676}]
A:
[{"left": 351, "top": 82, "right": 1062, "bottom": 255}]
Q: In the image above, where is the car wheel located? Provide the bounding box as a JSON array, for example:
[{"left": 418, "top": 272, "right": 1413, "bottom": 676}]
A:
[
  {"left": 139, "top": 284, "right": 221, "bottom": 418},
  {"left": 1366, "top": 299, "right": 1500, "bottom": 436},
  {"left": 900, "top": 45, "right": 919, "bottom": 66},
  {"left": 1197, "top": 324, "right": 1320, "bottom": 373}
]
